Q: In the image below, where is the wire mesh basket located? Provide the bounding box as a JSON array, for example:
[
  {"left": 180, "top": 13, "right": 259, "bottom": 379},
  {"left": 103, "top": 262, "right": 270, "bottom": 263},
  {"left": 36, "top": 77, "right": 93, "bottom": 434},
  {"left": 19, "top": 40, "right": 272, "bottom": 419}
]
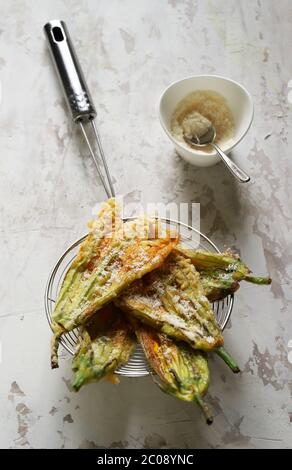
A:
[{"left": 45, "top": 218, "right": 234, "bottom": 377}]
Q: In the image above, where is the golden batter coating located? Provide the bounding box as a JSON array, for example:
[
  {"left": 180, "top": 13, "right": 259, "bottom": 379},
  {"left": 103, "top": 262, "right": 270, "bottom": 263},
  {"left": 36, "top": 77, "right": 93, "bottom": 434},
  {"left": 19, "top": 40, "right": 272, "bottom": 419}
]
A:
[
  {"left": 117, "top": 253, "right": 224, "bottom": 352},
  {"left": 72, "top": 304, "right": 135, "bottom": 391},
  {"left": 135, "top": 322, "right": 213, "bottom": 424},
  {"left": 51, "top": 199, "right": 178, "bottom": 367}
]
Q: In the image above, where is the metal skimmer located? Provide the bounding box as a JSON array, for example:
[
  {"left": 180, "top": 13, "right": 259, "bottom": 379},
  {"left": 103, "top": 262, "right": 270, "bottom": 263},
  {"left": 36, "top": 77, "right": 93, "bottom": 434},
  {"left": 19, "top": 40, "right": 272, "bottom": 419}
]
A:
[{"left": 43, "top": 21, "right": 234, "bottom": 377}]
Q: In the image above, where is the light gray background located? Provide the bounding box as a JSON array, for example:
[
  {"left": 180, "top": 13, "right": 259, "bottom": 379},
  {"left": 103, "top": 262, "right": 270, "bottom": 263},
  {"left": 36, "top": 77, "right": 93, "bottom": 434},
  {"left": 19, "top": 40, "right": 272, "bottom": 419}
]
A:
[{"left": 0, "top": 0, "right": 291, "bottom": 449}]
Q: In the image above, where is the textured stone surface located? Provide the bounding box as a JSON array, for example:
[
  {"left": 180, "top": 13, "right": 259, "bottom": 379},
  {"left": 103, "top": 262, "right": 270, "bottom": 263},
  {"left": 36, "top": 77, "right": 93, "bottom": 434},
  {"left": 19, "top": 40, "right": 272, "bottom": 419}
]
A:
[{"left": 0, "top": 0, "right": 291, "bottom": 449}]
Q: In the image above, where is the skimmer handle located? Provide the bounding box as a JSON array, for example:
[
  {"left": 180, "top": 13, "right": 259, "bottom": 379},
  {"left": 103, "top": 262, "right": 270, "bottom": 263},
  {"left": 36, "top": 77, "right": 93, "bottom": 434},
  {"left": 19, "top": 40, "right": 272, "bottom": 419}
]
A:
[{"left": 43, "top": 20, "right": 96, "bottom": 123}]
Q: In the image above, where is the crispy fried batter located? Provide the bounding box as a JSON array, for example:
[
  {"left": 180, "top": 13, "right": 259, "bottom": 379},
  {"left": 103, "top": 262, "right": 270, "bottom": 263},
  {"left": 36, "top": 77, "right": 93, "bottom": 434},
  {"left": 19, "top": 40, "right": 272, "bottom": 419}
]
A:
[
  {"left": 117, "top": 253, "right": 224, "bottom": 352},
  {"left": 135, "top": 322, "right": 213, "bottom": 423},
  {"left": 72, "top": 304, "right": 135, "bottom": 391},
  {"left": 51, "top": 199, "right": 178, "bottom": 367},
  {"left": 176, "top": 247, "right": 271, "bottom": 300}
]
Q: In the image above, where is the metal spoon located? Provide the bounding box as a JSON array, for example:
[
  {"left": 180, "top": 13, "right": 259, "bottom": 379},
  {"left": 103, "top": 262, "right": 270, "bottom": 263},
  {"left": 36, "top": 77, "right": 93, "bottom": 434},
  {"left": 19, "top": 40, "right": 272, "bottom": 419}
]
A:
[{"left": 184, "top": 125, "right": 250, "bottom": 183}]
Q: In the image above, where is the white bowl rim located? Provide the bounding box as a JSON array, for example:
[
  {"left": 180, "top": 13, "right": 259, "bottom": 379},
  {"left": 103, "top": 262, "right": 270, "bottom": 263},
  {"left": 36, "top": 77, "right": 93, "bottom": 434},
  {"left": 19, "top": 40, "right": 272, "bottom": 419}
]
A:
[{"left": 158, "top": 74, "right": 254, "bottom": 158}]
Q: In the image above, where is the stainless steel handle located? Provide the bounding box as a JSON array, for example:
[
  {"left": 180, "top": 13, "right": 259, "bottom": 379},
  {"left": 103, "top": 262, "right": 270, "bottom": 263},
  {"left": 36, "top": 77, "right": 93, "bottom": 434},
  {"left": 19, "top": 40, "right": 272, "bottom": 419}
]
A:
[
  {"left": 43, "top": 20, "right": 96, "bottom": 123},
  {"left": 212, "top": 143, "right": 250, "bottom": 183}
]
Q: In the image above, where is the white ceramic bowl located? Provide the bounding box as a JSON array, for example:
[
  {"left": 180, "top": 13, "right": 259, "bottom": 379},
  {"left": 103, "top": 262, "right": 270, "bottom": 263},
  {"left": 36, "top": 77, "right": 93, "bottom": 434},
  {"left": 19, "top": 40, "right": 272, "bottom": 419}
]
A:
[{"left": 159, "top": 75, "right": 254, "bottom": 167}]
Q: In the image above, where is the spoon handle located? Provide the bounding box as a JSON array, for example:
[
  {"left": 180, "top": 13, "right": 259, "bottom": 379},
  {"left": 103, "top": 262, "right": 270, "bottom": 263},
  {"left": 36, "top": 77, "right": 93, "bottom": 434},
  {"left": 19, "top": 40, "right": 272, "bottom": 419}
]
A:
[{"left": 212, "top": 143, "right": 250, "bottom": 183}]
